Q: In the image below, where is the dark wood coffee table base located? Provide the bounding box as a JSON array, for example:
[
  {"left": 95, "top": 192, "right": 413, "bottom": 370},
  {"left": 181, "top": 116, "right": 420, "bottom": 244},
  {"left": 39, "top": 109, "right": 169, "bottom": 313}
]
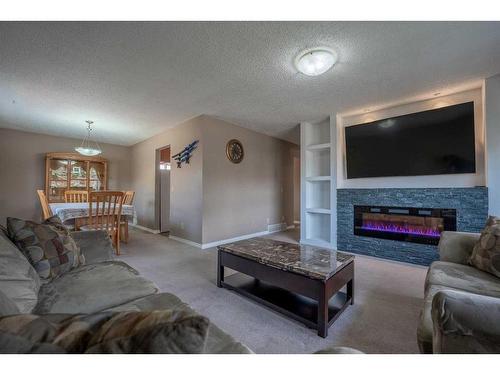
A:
[{"left": 217, "top": 250, "right": 354, "bottom": 338}]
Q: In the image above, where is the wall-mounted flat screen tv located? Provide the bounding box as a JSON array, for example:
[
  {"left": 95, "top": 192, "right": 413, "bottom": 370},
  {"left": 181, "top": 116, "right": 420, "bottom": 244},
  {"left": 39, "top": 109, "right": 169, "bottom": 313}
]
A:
[{"left": 345, "top": 101, "right": 476, "bottom": 179}]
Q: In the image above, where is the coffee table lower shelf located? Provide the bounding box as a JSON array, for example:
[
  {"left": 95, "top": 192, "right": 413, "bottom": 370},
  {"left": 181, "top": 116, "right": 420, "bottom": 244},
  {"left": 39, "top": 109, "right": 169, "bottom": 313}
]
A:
[{"left": 221, "top": 272, "right": 352, "bottom": 333}]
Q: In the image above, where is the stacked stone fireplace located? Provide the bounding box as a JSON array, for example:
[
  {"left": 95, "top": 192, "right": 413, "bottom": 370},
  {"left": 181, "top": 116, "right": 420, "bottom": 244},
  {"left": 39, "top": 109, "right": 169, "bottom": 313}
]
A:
[{"left": 337, "top": 188, "right": 488, "bottom": 266}]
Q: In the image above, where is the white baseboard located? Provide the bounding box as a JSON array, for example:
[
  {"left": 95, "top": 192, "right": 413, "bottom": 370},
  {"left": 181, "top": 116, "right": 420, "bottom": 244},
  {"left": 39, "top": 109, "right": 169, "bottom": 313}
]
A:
[
  {"left": 129, "top": 223, "right": 160, "bottom": 234},
  {"left": 147, "top": 226, "right": 291, "bottom": 250},
  {"left": 201, "top": 230, "right": 270, "bottom": 249},
  {"left": 169, "top": 235, "right": 203, "bottom": 248}
]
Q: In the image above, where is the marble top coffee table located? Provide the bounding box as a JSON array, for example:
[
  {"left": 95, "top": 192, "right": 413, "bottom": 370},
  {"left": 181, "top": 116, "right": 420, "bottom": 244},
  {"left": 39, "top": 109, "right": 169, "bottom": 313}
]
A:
[{"left": 217, "top": 238, "right": 355, "bottom": 338}]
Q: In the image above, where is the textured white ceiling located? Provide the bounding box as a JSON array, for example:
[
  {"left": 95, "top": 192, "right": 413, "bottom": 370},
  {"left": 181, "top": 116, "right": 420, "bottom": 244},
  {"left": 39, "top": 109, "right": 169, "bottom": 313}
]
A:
[{"left": 1, "top": 21, "right": 500, "bottom": 145}]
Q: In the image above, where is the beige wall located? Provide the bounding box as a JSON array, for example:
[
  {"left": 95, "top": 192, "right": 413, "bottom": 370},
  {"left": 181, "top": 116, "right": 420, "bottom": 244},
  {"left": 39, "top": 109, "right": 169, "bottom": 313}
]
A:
[
  {"left": 201, "top": 116, "right": 298, "bottom": 244},
  {"left": 2, "top": 118, "right": 298, "bottom": 245},
  {"left": 129, "top": 115, "right": 298, "bottom": 245},
  {"left": 130, "top": 117, "right": 204, "bottom": 243},
  {"left": 0, "top": 127, "right": 131, "bottom": 224},
  {"left": 486, "top": 74, "right": 500, "bottom": 215}
]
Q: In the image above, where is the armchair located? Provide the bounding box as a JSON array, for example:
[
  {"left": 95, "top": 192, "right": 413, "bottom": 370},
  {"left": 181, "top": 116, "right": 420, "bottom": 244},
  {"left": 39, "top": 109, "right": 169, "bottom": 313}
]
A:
[
  {"left": 417, "top": 231, "right": 500, "bottom": 353},
  {"left": 432, "top": 290, "right": 500, "bottom": 353}
]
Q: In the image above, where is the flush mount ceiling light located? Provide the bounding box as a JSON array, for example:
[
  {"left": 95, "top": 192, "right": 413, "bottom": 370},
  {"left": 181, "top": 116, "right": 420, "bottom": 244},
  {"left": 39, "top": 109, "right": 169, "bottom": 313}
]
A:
[
  {"left": 294, "top": 47, "right": 337, "bottom": 76},
  {"left": 75, "top": 120, "right": 102, "bottom": 156}
]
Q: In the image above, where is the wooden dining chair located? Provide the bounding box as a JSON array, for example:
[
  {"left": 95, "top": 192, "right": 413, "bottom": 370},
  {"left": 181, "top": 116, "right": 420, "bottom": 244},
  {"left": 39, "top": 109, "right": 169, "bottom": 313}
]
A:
[
  {"left": 123, "top": 191, "right": 135, "bottom": 205},
  {"left": 64, "top": 190, "right": 89, "bottom": 203},
  {"left": 36, "top": 190, "right": 53, "bottom": 220},
  {"left": 121, "top": 191, "right": 135, "bottom": 243},
  {"left": 64, "top": 190, "right": 90, "bottom": 230},
  {"left": 80, "top": 191, "right": 124, "bottom": 255}
]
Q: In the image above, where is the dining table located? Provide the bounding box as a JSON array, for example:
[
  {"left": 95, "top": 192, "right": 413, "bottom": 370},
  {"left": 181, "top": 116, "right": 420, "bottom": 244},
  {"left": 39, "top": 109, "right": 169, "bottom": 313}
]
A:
[{"left": 49, "top": 202, "right": 137, "bottom": 225}]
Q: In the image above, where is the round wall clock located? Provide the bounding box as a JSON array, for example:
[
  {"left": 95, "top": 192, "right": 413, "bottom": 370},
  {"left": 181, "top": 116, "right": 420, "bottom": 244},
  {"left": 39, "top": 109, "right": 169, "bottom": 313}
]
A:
[{"left": 226, "top": 139, "right": 244, "bottom": 164}]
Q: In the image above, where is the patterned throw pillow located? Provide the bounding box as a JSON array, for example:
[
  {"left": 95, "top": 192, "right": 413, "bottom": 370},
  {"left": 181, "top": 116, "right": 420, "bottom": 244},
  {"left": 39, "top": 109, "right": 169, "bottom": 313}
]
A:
[
  {"left": 469, "top": 216, "right": 500, "bottom": 277},
  {"left": 6, "top": 216, "right": 84, "bottom": 280},
  {"left": 0, "top": 310, "right": 210, "bottom": 354}
]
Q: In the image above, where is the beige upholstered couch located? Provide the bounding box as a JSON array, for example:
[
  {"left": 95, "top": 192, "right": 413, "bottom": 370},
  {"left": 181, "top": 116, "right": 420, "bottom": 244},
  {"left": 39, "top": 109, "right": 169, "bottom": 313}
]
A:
[
  {"left": 0, "top": 227, "right": 251, "bottom": 353},
  {"left": 417, "top": 231, "right": 500, "bottom": 353}
]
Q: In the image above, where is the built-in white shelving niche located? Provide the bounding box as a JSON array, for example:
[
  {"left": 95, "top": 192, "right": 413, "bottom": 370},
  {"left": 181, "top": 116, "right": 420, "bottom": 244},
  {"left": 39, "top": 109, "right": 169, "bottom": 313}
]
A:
[
  {"left": 305, "top": 148, "right": 330, "bottom": 178},
  {"left": 300, "top": 117, "right": 337, "bottom": 249},
  {"left": 304, "top": 119, "right": 330, "bottom": 146},
  {"left": 306, "top": 180, "right": 330, "bottom": 210},
  {"left": 305, "top": 212, "right": 331, "bottom": 246}
]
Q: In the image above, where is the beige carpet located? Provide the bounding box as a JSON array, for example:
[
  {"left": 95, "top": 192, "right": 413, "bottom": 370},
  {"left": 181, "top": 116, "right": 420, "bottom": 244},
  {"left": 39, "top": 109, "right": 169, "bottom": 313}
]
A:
[{"left": 119, "top": 228, "right": 427, "bottom": 354}]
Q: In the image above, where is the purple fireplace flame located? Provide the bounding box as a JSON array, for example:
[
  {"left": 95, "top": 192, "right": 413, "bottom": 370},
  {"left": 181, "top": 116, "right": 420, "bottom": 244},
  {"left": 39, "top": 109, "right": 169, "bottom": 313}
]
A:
[
  {"left": 354, "top": 206, "right": 455, "bottom": 245},
  {"left": 361, "top": 220, "right": 441, "bottom": 238}
]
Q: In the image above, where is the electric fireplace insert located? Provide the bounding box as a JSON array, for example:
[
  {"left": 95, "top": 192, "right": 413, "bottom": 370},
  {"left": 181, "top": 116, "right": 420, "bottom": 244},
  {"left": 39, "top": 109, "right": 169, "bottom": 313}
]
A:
[{"left": 353, "top": 206, "right": 457, "bottom": 245}]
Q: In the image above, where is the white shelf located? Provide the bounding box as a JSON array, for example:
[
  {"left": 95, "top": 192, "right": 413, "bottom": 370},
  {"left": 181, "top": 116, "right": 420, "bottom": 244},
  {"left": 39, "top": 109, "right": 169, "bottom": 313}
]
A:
[
  {"left": 304, "top": 118, "right": 330, "bottom": 146},
  {"left": 301, "top": 117, "right": 337, "bottom": 249},
  {"left": 305, "top": 208, "right": 331, "bottom": 214},
  {"left": 306, "top": 176, "right": 331, "bottom": 181},
  {"left": 306, "top": 179, "right": 330, "bottom": 210},
  {"left": 305, "top": 212, "right": 331, "bottom": 244},
  {"left": 306, "top": 142, "right": 331, "bottom": 151},
  {"left": 305, "top": 148, "right": 330, "bottom": 177}
]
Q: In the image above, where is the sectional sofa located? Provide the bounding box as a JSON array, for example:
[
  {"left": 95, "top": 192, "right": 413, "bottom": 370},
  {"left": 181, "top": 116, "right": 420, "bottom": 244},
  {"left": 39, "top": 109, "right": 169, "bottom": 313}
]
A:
[{"left": 0, "top": 226, "right": 251, "bottom": 353}]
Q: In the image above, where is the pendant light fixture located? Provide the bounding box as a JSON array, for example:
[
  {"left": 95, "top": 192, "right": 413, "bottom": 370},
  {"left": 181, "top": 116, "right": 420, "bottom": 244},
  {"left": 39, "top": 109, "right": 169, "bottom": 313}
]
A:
[{"left": 75, "top": 120, "right": 102, "bottom": 156}]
